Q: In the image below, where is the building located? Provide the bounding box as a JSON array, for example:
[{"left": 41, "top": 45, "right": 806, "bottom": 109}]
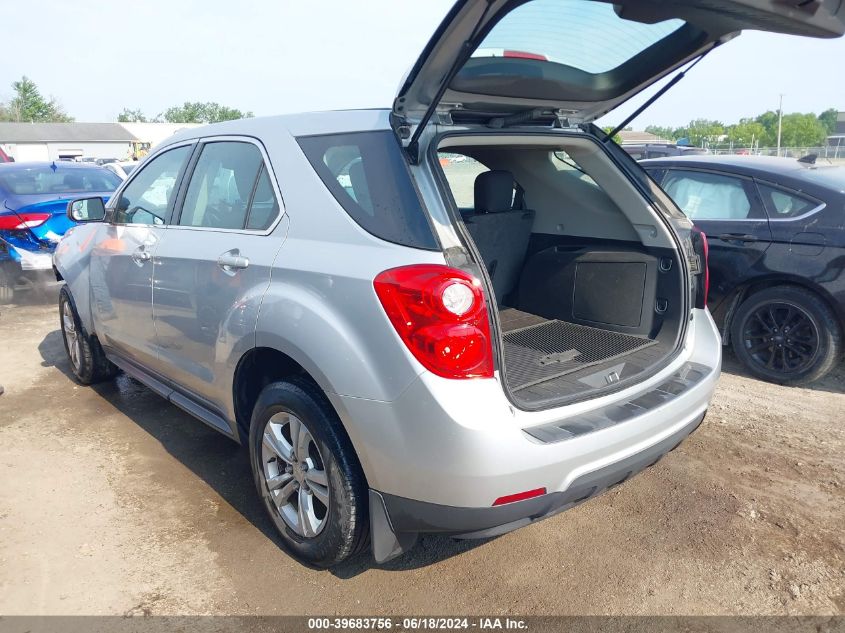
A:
[
  {"left": 617, "top": 130, "right": 662, "bottom": 145},
  {"left": 0, "top": 121, "right": 202, "bottom": 162},
  {"left": 826, "top": 111, "right": 845, "bottom": 150},
  {"left": 0, "top": 122, "right": 137, "bottom": 162},
  {"left": 118, "top": 122, "right": 200, "bottom": 149}
]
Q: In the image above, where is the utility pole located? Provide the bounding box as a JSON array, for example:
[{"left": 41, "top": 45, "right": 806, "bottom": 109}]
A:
[{"left": 776, "top": 94, "right": 784, "bottom": 157}]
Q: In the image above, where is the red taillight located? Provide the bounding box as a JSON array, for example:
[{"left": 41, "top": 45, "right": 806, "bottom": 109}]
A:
[
  {"left": 503, "top": 50, "right": 548, "bottom": 61},
  {"left": 691, "top": 227, "right": 709, "bottom": 309},
  {"left": 493, "top": 487, "right": 547, "bottom": 506},
  {"left": 374, "top": 264, "right": 494, "bottom": 379},
  {"left": 0, "top": 212, "right": 50, "bottom": 230}
]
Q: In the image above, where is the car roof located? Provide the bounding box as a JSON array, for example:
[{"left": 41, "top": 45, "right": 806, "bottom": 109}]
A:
[
  {"left": 0, "top": 161, "right": 113, "bottom": 171},
  {"left": 162, "top": 109, "right": 392, "bottom": 148},
  {"left": 640, "top": 154, "right": 842, "bottom": 179}
]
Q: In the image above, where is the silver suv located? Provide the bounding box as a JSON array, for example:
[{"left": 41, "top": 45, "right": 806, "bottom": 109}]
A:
[{"left": 53, "top": 0, "right": 843, "bottom": 567}]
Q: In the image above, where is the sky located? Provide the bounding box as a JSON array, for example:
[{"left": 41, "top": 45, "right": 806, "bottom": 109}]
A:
[{"left": 2, "top": 0, "right": 844, "bottom": 130}]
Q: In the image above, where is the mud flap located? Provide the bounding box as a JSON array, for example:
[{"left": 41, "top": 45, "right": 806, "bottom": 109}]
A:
[{"left": 369, "top": 489, "right": 418, "bottom": 563}]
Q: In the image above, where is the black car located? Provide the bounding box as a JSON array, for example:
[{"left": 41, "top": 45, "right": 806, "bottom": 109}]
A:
[
  {"left": 642, "top": 155, "right": 845, "bottom": 385},
  {"left": 623, "top": 143, "right": 708, "bottom": 161}
]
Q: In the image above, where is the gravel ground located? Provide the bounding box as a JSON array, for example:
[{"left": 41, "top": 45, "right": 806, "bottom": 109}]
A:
[{"left": 0, "top": 297, "right": 843, "bottom": 616}]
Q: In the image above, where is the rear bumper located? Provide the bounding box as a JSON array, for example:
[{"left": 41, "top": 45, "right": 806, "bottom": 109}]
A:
[
  {"left": 0, "top": 236, "right": 55, "bottom": 271},
  {"left": 369, "top": 410, "right": 705, "bottom": 561},
  {"left": 330, "top": 309, "right": 720, "bottom": 509}
]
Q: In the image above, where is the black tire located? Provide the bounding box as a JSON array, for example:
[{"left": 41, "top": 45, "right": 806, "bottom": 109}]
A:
[
  {"left": 730, "top": 286, "right": 842, "bottom": 385},
  {"left": 249, "top": 378, "right": 369, "bottom": 568},
  {"left": 0, "top": 263, "right": 15, "bottom": 305},
  {"left": 59, "top": 286, "right": 119, "bottom": 384}
]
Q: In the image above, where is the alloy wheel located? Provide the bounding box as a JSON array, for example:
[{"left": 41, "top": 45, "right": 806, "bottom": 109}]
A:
[
  {"left": 741, "top": 301, "right": 819, "bottom": 375},
  {"left": 260, "top": 412, "right": 330, "bottom": 538}
]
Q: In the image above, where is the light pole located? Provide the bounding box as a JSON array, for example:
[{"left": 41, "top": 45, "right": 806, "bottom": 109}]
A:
[{"left": 776, "top": 94, "right": 784, "bottom": 157}]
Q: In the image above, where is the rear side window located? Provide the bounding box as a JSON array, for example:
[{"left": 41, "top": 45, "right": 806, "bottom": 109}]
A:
[
  {"left": 179, "top": 141, "right": 279, "bottom": 230},
  {"left": 757, "top": 183, "right": 820, "bottom": 219},
  {"left": 298, "top": 131, "right": 438, "bottom": 250}
]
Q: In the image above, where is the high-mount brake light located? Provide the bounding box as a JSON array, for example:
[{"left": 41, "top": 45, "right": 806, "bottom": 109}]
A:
[{"left": 374, "top": 264, "right": 493, "bottom": 379}]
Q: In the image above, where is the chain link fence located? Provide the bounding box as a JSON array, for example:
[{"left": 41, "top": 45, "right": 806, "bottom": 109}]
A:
[{"left": 706, "top": 144, "right": 845, "bottom": 163}]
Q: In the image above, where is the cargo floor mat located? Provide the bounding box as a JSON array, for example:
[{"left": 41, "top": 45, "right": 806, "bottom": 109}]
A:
[{"left": 501, "top": 312, "right": 657, "bottom": 391}]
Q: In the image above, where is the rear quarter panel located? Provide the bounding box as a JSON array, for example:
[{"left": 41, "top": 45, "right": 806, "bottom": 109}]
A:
[{"left": 254, "top": 128, "right": 446, "bottom": 402}]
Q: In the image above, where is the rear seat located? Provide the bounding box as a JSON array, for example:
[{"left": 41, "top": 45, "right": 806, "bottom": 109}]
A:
[{"left": 463, "top": 170, "right": 534, "bottom": 304}]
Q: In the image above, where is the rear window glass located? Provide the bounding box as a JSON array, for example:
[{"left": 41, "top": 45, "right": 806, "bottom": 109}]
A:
[
  {"left": 0, "top": 166, "right": 121, "bottom": 195},
  {"left": 298, "top": 131, "right": 438, "bottom": 250},
  {"left": 800, "top": 166, "right": 845, "bottom": 193},
  {"left": 473, "top": 0, "right": 683, "bottom": 73},
  {"left": 757, "top": 183, "right": 820, "bottom": 219}
]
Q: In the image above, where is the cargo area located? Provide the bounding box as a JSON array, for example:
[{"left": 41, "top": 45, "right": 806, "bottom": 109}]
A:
[{"left": 436, "top": 135, "right": 686, "bottom": 407}]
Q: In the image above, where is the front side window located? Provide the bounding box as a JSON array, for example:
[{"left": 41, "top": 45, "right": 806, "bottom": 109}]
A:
[
  {"left": 179, "top": 141, "right": 277, "bottom": 230},
  {"left": 298, "top": 131, "right": 438, "bottom": 249},
  {"left": 757, "top": 183, "right": 820, "bottom": 219},
  {"left": 113, "top": 145, "right": 191, "bottom": 225},
  {"left": 662, "top": 170, "right": 756, "bottom": 220}
]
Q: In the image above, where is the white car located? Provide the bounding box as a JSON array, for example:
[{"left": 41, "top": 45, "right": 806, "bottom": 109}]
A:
[{"left": 102, "top": 161, "right": 139, "bottom": 180}]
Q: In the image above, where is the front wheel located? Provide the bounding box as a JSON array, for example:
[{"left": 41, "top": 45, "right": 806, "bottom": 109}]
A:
[
  {"left": 730, "top": 286, "right": 842, "bottom": 385},
  {"left": 249, "top": 379, "right": 369, "bottom": 567},
  {"left": 59, "top": 286, "right": 119, "bottom": 384}
]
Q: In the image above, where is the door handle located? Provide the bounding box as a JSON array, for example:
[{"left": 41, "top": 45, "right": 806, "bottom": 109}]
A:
[
  {"left": 217, "top": 252, "right": 249, "bottom": 272},
  {"left": 131, "top": 248, "right": 151, "bottom": 264},
  {"left": 717, "top": 233, "right": 759, "bottom": 243}
]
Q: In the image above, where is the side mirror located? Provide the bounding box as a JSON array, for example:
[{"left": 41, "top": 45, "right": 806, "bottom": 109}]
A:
[{"left": 67, "top": 197, "right": 106, "bottom": 223}]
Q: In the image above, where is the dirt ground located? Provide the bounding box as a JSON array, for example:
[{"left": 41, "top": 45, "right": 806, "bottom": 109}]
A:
[{"left": 0, "top": 295, "right": 843, "bottom": 616}]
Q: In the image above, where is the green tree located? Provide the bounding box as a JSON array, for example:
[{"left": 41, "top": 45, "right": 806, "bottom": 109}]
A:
[
  {"left": 726, "top": 118, "right": 766, "bottom": 148},
  {"left": 160, "top": 101, "right": 253, "bottom": 124},
  {"left": 117, "top": 108, "right": 148, "bottom": 123},
  {"left": 601, "top": 126, "right": 622, "bottom": 144},
  {"left": 779, "top": 112, "right": 827, "bottom": 147},
  {"left": 2, "top": 76, "right": 73, "bottom": 122},
  {"left": 818, "top": 108, "right": 839, "bottom": 136},
  {"left": 754, "top": 110, "right": 780, "bottom": 146},
  {"left": 686, "top": 119, "right": 724, "bottom": 147},
  {"left": 644, "top": 125, "right": 676, "bottom": 141}
]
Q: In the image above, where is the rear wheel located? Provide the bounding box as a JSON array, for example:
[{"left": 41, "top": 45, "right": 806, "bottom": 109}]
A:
[
  {"left": 59, "top": 286, "right": 119, "bottom": 384},
  {"left": 730, "top": 286, "right": 842, "bottom": 385},
  {"left": 0, "top": 263, "right": 15, "bottom": 305},
  {"left": 249, "top": 379, "right": 369, "bottom": 567}
]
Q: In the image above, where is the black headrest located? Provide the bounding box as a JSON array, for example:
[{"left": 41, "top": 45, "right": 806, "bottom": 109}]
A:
[{"left": 474, "top": 170, "right": 514, "bottom": 213}]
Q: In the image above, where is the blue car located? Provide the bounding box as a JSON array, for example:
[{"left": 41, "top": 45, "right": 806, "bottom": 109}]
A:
[{"left": 0, "top": 161, "right": 121, "bottom": 302}]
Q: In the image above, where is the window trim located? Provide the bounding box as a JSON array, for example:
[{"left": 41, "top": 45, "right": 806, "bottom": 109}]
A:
[
  {"left": 753, "top": 178, "right": 826, "bottom": 223},
  {"left": 169, "top": 135, "right": 286, "bottom": 236},
  {"left": 106, "top": 140, "right": 198, "bottom": 227},
  {"left": 661, "top": 167, "right": 767, "bottom": 223}
]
